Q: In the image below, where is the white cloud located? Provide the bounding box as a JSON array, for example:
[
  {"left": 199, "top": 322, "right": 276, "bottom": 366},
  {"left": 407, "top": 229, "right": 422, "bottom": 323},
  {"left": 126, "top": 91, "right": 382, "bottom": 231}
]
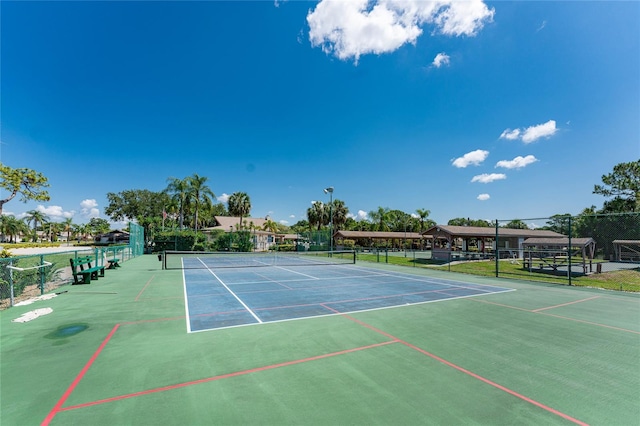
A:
[
  {"left": 80, "top": 199, "right": 100, "bottom": 219},
  {"left": 432, "top": 52, "right": 450, "bottom": 68},
  {"left": 348, "top": 210, "right": 369, "bottom": 221},
  {"left": 521, "top": 120, "right": 557, "bottom": 143},
  {"left": 500, "top": 120, "right": 557, "bottom": 144},
  {"left": 307, "top": 0, "right": 494, "bottom": 62},
  {"left": 452, "top": 149, "right": 489, "bottom": 168},
  {"left": 471, "top": 173, "right": 506, "bottom": 183},
  {"left": 536, "top": 20, "right": 547, "bottom": 32},
  {"left": 289, "top": 215, "right": 296, "bottom": 219},
  {"left": 495, "top": 155, "right": 538, "bottom": 169},
  {"left": 217, "top": 193, "right": 230, "bottom": 203},
  {"left": 279, "top": 220, "right": 289, "bottom": 225},
  {"left": 477, "top": 193, "right": 490, "bottom": 201},
  {"left": 499, "top": 128, "right": 520, "bottom": 140},
  {"left": 33, "top": 205, "right": 75, "bottom": 220}
]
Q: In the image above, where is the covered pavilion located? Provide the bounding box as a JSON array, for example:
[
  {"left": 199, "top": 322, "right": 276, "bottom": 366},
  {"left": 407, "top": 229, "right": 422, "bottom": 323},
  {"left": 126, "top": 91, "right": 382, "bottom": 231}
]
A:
[
  {"left": 422, "top": 225, "right": 566, "bottom": 261},
  {"left": 333, "top": 230, "right": 429, "bottom": 250}
]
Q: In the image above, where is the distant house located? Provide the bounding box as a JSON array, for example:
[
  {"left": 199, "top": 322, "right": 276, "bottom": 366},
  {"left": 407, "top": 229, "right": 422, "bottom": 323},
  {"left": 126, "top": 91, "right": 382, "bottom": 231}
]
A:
[
  {"left": 205, "top": 216, "right": 277, "bottom": 251},
  {"left": 95, "top": 230, "right": 130, "bottom": 244},
  {"left": 422, "top": 225, "right": 565, "bottom": 260}
]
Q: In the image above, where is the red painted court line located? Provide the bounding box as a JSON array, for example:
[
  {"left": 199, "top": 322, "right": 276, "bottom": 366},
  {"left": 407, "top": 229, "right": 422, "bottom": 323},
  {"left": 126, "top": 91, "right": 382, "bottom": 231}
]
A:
[
  {"left": 532, "top": 296, "right": 600, "bottom": 312},
  {"left": 42, "top": 324, "right": 121, "bottom": 426},
  {"left": 472, "top": 298, "right": 640, "bottom": 334},
  {"left": 57, "top": 340, "right": 397, "bottom": 412},
  {"left": 541, "top": 312, "right": 640, "bottom": 335},
  {"left": 134, "top": 275, "right": 156, "bottom": 302},
  {"left": 120, "top": 316, "right": 186, "bottom": 325},
  {"left": 334, "top": 310, "right": 589, "bottom": 426}
]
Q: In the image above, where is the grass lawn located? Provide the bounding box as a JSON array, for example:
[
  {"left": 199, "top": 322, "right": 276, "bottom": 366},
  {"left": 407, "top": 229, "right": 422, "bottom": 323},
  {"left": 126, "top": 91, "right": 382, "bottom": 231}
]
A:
[{"left": 356, "top": 253, "right": 640, "bottom": 292}]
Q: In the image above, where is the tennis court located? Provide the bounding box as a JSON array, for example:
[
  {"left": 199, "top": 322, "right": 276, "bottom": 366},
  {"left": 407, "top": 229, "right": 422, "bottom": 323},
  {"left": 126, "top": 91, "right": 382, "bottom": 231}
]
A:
[
  {"left": 177, "top": 251, "right": 513, "bottom": 332},
  {"left": 1, "top": 253, "right": 639, "bottom": 425}
]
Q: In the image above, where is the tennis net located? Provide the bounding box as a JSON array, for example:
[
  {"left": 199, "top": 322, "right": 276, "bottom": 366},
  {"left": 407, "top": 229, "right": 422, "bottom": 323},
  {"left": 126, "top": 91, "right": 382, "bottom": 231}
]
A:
[{"left": 162, "top": 250, "right": 356, "bottom": 270}]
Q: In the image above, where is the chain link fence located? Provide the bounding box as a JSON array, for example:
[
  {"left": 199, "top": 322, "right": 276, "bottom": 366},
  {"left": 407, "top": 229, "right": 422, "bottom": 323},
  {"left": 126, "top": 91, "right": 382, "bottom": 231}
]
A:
[
  {"left": 355, "top": 213, "right": 640, "bottom": 292},
  {"left": 0, "top": 245, "right": 136, "bottom": 309},
  {"left": 1, "top": 222, "right": 146, "bottom": 309}
]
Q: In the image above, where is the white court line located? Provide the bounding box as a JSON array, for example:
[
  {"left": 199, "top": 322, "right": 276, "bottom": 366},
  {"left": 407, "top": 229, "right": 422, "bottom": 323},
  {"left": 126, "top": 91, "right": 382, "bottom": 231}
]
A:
[
  {"left": 273, "top": 265, "right": 320, "bottom": 280},
  {"left": 198, "top": 258, "right": 262, "bottom": 324},
  {"left": 181, "top": 260, "right": 193, "bottom": 333},
  {"left": 189, "top": 287, "right": 516, "bottom": 333}
]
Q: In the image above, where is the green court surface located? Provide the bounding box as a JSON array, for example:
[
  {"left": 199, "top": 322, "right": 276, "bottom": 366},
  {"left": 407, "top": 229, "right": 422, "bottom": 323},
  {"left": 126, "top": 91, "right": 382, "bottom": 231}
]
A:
[{"left": 1, "top": 255, "right": 639, "bottom": 425}]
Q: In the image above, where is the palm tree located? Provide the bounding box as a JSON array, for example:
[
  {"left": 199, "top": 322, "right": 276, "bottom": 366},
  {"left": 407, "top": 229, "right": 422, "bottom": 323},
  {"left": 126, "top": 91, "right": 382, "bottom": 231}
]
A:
[
  {"left": 48, "top": 221, "right": 63, "bottom": 242},
  {"left": 307, "top": 201, "right": 326, "bottom": 231},
  {"left": 0, "top": 215, "right": 27, "bottom": 243},
  {"left": 24, "top": 209, "right": 47, "bottom": 241},
  {"left": 228, "top": 192, "right": 252, "bottom": 230},
  {"left": 331, "top": 199, "right": 349, "bottom": 231},
  {"left": 165, "top": 177, "right": 189, "bottom": 229},
  {"left": 263, "top": 218, "right": 279, "bottom": 234},
  {"left": 368, "top": 206, "right": 391, "bottom": 231},
  {"left": 415, "top": 208, "right": 433, "bottom": 233},
  {"left": 62, "top": 218, "right": 74, "bottom": 245},
  {"left": 186, "top": 173, "right": 215, "bottom": 233},
  {"left": 77, "top": 223, "right": 90, "bottom": 242}
]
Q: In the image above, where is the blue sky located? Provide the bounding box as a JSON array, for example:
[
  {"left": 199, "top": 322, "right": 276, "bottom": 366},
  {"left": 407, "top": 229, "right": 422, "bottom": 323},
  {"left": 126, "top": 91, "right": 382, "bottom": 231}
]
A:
[{"left": 2, "top": 1, "right": 638, "bottom": 228}]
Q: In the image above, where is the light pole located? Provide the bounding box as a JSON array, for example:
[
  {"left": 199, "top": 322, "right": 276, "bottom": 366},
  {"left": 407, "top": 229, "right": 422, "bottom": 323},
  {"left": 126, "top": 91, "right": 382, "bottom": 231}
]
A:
[{"left": 323, "top": 187, "right": 334, "bottom": 252}]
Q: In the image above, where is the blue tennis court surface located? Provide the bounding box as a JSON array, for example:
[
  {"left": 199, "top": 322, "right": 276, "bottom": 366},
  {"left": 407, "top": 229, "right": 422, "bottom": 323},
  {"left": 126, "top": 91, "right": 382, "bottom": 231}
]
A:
[{"left": 183, "top": 263, "right": 513, "bottom": 332}]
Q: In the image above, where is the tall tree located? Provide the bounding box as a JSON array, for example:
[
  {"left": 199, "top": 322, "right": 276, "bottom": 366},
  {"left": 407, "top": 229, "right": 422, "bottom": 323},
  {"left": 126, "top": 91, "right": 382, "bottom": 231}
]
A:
[
  {"left": 448, "top": 218, "right": 491, "bottom": 227},
  {"left": 415, "top": 208, "right": 434, "bottom": 232},
  {"left": 105, "top": 189, "right": 170, "bottom": 242},
  {"left": 0, "top": 164, "right": 50, "bottom": 215},
  {"left": 24, "top": 209, "right": 48, "bottom": 241},
  {"left": 307, "top": 201, "right": 326, "bottom": 231},
  {"left": 504, "top": 219, "right": 529, "bottom": 230},
  {"left": 331, "top": 199, "right": 349, "bottom": 231},
  {"left": 0, "top": 215, "right": 28, "bottom": 243},
  {"left": 544, "top": 214, "right": 572, "bottom": 234},
  {"left": 228, "top": 192, "right": 252, "bottom": 230},
  {"left": 87, "top": 218, "right": 111, "bottom": 238},
  {"left": 62, "top": 218, "right": 75, "bottom": 244},
  {"left": 263, "top": 218, "right": 279, "bottom": 234},
  {"left": 165, "top": 177, "right": 190, "bottom": 229},
  {"left": 593, "top": 160, "right": 640, "bottom": 212},
  {"left": 368, "top": 206, "right": 391, "bottom": 231},
  {"left": 187, "top": 173, "right": 215, "bottom": 233}
]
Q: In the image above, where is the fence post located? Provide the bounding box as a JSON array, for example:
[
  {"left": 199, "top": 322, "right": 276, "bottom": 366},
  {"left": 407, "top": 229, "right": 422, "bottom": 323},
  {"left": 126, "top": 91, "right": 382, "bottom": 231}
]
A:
[
  {"left": 9, "top": 259, "right": 15, "bottom": 307},
  {"left": 39, "top": 254, "right": 45, "bottom": 295},
  {"left": 495, "top": 220, "right": 499, "bottom": 278},
  {"left": 568, "top": 216, "right": 572, "bottom": 286}
]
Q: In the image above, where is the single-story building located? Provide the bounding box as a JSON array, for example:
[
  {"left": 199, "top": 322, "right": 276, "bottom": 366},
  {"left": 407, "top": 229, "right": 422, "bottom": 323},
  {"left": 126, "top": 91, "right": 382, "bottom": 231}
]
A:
[
  {"left": 422, "top": 225, "right": 565, "bottom": 261},
  {"left": 95, "top": 230, "right": 130, "bottom": 244},
  {"left": 333, "top": 230, "right": 429, "bottom": 250},
  {"left": 204, "top": 216, "right": 278, "bottom": 251}
]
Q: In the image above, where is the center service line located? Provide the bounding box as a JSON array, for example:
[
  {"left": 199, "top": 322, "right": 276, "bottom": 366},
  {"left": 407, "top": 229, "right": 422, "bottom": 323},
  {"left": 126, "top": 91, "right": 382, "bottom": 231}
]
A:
[{"left": 198, "top": 259, "right": 262, "bottom": 323}]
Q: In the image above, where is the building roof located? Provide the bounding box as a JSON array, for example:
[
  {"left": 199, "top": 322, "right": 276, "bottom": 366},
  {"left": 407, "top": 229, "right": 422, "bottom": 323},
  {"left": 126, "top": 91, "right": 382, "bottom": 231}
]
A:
[
  {"left": 334, "top": 230, "right": 426, "bottom": 240},
  {"left": 208, "top": 216, "right": 269, "bottom": 231},
  {"left": 423, "top": 225, "right": 565, "bottom": 239},
  {"left": 523, "top": 237, "right": 595, "bottom": 247}
]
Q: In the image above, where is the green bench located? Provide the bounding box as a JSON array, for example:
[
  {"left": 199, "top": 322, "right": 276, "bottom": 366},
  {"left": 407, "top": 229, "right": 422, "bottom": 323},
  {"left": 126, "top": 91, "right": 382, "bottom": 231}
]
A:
[
  {"left": 107, "top": 258, "right": 120, "bottom": 269},
  {"left": 70, "top": 256, "right": 105, "bottom": 285}
]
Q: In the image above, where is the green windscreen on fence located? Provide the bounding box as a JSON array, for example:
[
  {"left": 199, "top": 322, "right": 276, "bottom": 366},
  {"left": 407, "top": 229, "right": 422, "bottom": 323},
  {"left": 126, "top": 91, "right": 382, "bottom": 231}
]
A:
[{"left": 129, "top": 222, "right": 144, "bottom": 257}]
